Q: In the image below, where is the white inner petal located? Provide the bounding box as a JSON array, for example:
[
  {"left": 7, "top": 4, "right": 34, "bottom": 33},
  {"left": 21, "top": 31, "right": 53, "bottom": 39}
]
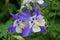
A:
[
  {"left": 13, "top": 19, "right": 20, "bottom": 27},
  {"left": 32, "top": 26, "right": 41, "bottom": 32},
  {"left": 16, "top": 27, "right": 22, "bottom": 33},
  {"left": 29, "top": 16, "right": 36, "bottom": 28},
  {"left": 30, "top": 15, "right": 36, "bottom": 20},
  {"left": 29, "top": 21, "right": 34, "bottom": 28}
]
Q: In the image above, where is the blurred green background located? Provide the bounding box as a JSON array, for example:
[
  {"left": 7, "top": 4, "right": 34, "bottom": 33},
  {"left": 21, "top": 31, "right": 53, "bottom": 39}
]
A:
[{"left": 0, "top": 0, "right": 60, "bottom": 40}]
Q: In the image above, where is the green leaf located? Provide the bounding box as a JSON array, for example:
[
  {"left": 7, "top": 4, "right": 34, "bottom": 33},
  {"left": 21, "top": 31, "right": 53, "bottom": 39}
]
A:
[
  {"left": 48, "top": 12, "right": 55, "bottom": 17},
  {"left": 0, "top": 19, "right": 13, "bottom": 38}
]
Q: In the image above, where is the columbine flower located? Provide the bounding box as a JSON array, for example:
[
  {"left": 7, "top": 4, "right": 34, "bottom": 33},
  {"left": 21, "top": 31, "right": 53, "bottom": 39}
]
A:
[
  {"left": 22, "top": 0, "right": 46, "bottom": 7},
  {"left": 8, "top": 8, "right": 32, "bottom": 37},
  {"left": 8, "top": 0, "right": 47, "bottom": 37},
  {"left": 21, "top": 0, "right": 46, "bottom": 10},
  {"left": 29, "top": 5, "right": 46, "bottom": 32},
  {"left": 20, "top": 0, "right": 34, "bottom": 11}
]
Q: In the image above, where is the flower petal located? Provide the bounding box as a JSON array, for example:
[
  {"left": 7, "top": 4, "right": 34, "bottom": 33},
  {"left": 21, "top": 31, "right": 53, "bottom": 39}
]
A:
[
  {"left": 33, "top": 5, "right": 40, "bottom": 16},
  {"left": 8, "top": 23, "right": 16, "bottom": 32},
  {"left": 21, "top": 24, "right": 32, "bottom": 37},
  {"left": 33, "top": 5, "right": 38, "bottom": 12},
  {"left": 37, "top": 0, "right": 44, "bottom": 4},
  {"left": 37, "top": 15, "right": 45, "bottom": 26},
  {"left": 38, "top": 15, "right": 44, "bottom": 19},
  {"left": 38, "top": 2, "right": 46, "bottom": 6},
  {"left": 36, "top": 0, "right": 46, "bottom": 6},
  {"left": 40, "top": 26, "right": 46, "bottom": 32},
  {"left": 10, "top": 13, "right": 18, "bottom": 20},
  {"left": 25, "top": 8, "right": 30, "bottom": 17},
  {"left": 29, "top": 21, "right": 34, "bottom": 28},
  {"left": 16, "top": 27, "right": 22, "bottom": 33},
  {"left": 39, "top": 19, "right": 45, "bottom": 26},
  {"left": 17, "top": 12, "right": 29, "bottom": 20},
  {"left": 32, "top": 26, "right": 41, "bottom": 32}
]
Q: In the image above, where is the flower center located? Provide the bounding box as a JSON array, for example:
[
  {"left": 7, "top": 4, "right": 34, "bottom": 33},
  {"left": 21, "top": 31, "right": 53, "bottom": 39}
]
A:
[
  {"left": 34, "top": 21, "right": 40, "bottom": 28},
  {"left": 19, "top": 23, "right": 25, "bottom": 29}
]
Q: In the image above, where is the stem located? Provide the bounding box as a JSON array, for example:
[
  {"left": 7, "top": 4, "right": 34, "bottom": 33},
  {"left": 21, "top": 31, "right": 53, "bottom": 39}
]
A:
[
  {"left": 8, "top": 32, "right": 11, "bottom": 40},
  {"left": 5, "top": 0, "right": 9, "bottom": 5},
  {"left": 53, "top": 0, "right": 58, "bottom": 25}
]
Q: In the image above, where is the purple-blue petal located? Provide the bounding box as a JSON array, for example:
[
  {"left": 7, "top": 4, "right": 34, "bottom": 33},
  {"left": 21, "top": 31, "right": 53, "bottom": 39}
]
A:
[
  {"left": 25, "top": 8, "right": 30, "bottom": 17},
  {"left": 40, "top": 26, "right": 46, "bottom": 32},
  {"left": 33, "top": 5, "right": 40, "bottom": 16},
  {"left": 21, "top": 24, "right": 32, "bottom": 37},
  {"left": 10, "top": 13, "right": 18, "bottom": 20},
  {"left": 10, "top": 12, "right": 29, "bottom": 20},
  {"left": 8, "top": 23, "right": 16, "bottom": 32},
  {"left": 17, "top": 12, "right": 29, "bottom": 20},
  {"left": 34, "top": 5, "right": 38, "bottom": 12}
]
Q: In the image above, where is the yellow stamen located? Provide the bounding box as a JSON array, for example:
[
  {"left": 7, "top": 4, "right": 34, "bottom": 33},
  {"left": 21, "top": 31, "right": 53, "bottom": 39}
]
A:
[
  {"left": 34, "top": 21, "right": 40, "bottom": 28},
  {"left": 19, "top": 23, "right": 25, "bottom": 29}
]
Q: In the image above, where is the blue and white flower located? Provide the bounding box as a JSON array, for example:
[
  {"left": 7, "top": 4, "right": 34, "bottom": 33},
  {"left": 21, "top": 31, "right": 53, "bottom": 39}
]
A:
[
  {"left": 20, "top": 0, "right": 46, "bottom": 11},
  {"left": 8, "top": 9, "right": 32, "bottom": 37},
  {"left": 8, "top": 1, "right": 47, "bottom": 37},
  {"left": 29, "top": 5, "right": 46, "bottom": 32}
]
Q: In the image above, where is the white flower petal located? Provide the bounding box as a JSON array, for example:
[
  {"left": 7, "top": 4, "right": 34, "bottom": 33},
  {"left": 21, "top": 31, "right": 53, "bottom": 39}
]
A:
[
  {"left": 16, "top": 27, "right": 22, "bottom": 33},
  {"left": 38, "top": 15, "right": 44, "bottom": 19},
  {"left": 13, "top": 19, "right": 21, "bottom": 27},
  {"left": 37, "top": 0, "right": 44, "bottom": 4},
  {"left": 13, "top": 20, "right": 18, "bottom": 27},
  {"left": 37, "top": 15, "right": 45, "bottom": 26},
  {"left": 39, "top": 19, "right": 45, "bottom": 26},
  {"left": 32, "top": 26, "right": 41, "bottom": 32}
]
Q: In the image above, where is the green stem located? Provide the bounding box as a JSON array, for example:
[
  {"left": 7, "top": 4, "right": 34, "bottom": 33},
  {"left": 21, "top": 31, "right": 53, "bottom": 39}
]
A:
[{"left": 8, "top": 32, "right": 11, "bottom": 40}]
